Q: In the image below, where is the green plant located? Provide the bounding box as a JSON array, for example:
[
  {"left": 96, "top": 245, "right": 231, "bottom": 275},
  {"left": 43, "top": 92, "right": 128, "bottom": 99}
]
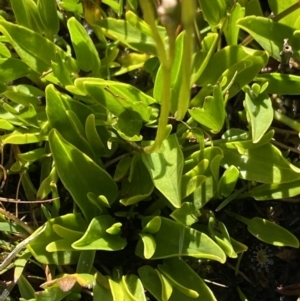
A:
[{"left": 1, "top": 0, "right": 300, "bottom": 300}]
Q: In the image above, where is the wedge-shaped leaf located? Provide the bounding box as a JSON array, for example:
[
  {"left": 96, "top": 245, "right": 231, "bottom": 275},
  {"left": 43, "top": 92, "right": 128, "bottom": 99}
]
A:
[
  {"left": 68, "top": 17, "right": 101, "bottom": 76},
  {"left": 4, "top": 84, "right": 44, "bottom": 108},
  {"left": 68, "top": 78, "right": 154, "bottom": 140},
  {"left": 237, "top": 16, "right": 294, "bottom": 61},
  {"left": 184, "top": 147, "right": 223, "bottom": 208},
  {"left": 189, "top": 83, "right": 225, "bottom": 133},
  {"left": 109, "top": 278, "right": 124, "bottom": 301},
  {"left": 93, "top": 17, "right": 161, "bottom": 55},
  {"left": 255, "top": 73, "right": 300, "bottom": 95},
  {"left": 231, "top": 237, "right": 248, "bottom": 254},
  {"left": 136, "top": 216, "right": 226, "bottom": 262},
  {"left": 46, "top": 85, "right": 96, "bottom": 160},
  {"left": 217, "top": 165, "right": 239, "bottom": 198},
  {"left": 0, "top": 58, "right": 30, "bottom": 83},
  {"left": 198, "top": 0, "right": 226, "bottom": 27},
  {"left": 94, "top": 272, "right": 113, "bottom": 301},
  {"left": 192, "top": 45, "right": 268, "bottom": 104},
  {"left": 10, "top": 0, "right": 43, "bottom": 34},
  {"left": 230, "top": 214, "right": 299, "bottom": 248},
  {"left": 160, "top": 258, "right": 217, "bottom": 301},
  {"left": 1, "top": 128, "right": 43, "bottom": 144},
  {"left": 18, "top": 268, "right": 35, "bottom": 300},
  {"left": 224, "top": 2, "right": 245, "bottom": 45},
  {"left": 138, "top": 266, "right": 163, "bottom": 301},
  {"left": 220, "top": 142, "right": 300, "bottom": 184},
  {"left": 120, "top": 157, "right": 154, "bottom": 206},
  {"left": 69, "top": 77, "right": 155, "bottom": 103},
  {"left": 121, "top": 274, "right": 147, "bottom": 301},
  {"left": 114, "top": 155, "right": 132, "bottom": 181},
  {"left": 142, "top": 135, "right": 183, "bottom": 208},
  {"left": 191, "top": 33, "right": 218, "bottom": 84},
  {"left": 0, "top": 19, "right": 78, "bottom": 78},
  {"left": 0, "top": 101, "right": 39, "bottom": 129},
  {"left": 114, "top": 52, "right": 152, "bottom": 76},
  {"left": 170, "top": 202, "right": 201, "bottom": 226},
  {"left": 208, "top": 216, "right": 237, "bottom": 258},
  {"left": 37, "top": 0, "right": 59, "bottom": 37},
  {"left": 126, "top": 10, "right": 162, "bottom": 38},
  {"left": 51, "top": 52, "right": 74, "bottom": 86},
  {"left": 72, "top": 215, "right": 126, "bottom": 250},
  {"left": 248, "top": 181, "right": 300, "bottom": 200},
  {"left": 27, "top": 214, "right": 86, "bottom": 265},
  {"left": 49, "top": 129, "right": 118, "bottom": 220},
  {"left": 244, "top": 90, "right": 273, "bottom": 143},
  {"left": 220, "top": 129, "right": 274, "bottom": 153},
  {"left": 0, "top": 42, "right": 11, "bottom": 58},
  {"left": 60, "top": 0, "right": 83, "bottom": 14}
]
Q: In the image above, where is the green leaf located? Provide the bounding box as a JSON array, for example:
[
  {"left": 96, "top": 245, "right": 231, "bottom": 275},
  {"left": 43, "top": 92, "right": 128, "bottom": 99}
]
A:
[
  {"left": 114, "top": 155, "right": 132, "bottom": 181},
  {"left": 220, "top": 142, "right": 300, "bottom": 184},
  {"left": 94, "top": 272, "right": 113, "bottom": 301},
  {"left": 4, "top": 84, "right": 44, "bottom": 108},
  {"left": 208, "top": 216, "right": 237, "bottom": 258},
  {"left": 72, "top": 215, "right": 126, "bottom": 250},
  {"left": 136, "top": 216, "right": 226, "bottom": 262},
  {"left": 1, "top": 128, "right": 43, "bottom": 144},
  {"left": 170, "top": 202, "right": 201, "bottom": 226},
  {"left": 189, "top": 83, "right": 225, "bottom": 133},
  {"left": 138, "top": 266, "right": 163, "bottom": 301},
  {"left": 255, "top": 73, "right": 300, "bottom": 95},
  {"left": 68, "top": 17, "right": 101, "bottom": 76},
  {"left": 68, "top": 78, "right": 154, "bottom": 141},
  {"left": 181, "top": 159, "right": 208, "bottom": 199},
  {"left": 237, "top": 16, "right": 294, "bottom": 61},
  {"left": 159, "top": 258, "right": 217, "bottom": 301},
  {"left": 217, "top": 165, "right": 239, "bottom": 198},
  {"left": 198, "top": 0, "right": 227, "bottom": 27},
  {"left": 192, "top": 45, "right": 268, "bottom": 104},
  {"left": 27, "top": 214, "right": 86, "bottom": 265},
  {"left": 268, "top": 0, "right": 299, "bottom": 27},
  {"left": 46, "top": 85, "right": 96, "bottom": 160},
  {"left": 93, "top": 17, "right": 160, "bottom": 55},
  {"left": 37, "top": 0, "right": 59, "bottom": 38},
  {"left": 37, "top": 166, "right": 58, "bottom": 199},
  {"left": 51, "top": 52, "right": 74, "bottom": 86},
  {"left": 0, "top": 19, "right": 78, "bottom": 79},
  {"left": 0, "top": 42, "right": 11, "bottom": 58},
  {"left": 142, "top": 135, "right": 183, "bottom": 208},
  {"left": 60, "top": 0, "right": 83, "bottom": 14},
  {"left": 121, "top": 274, "right": 147, "bottom": 301},
  {"left": 244, "top": 90, "right": 273, "bottom": 143},
  {"left": 0, "top": 58, "right": 30, "bottom": 83},
  {"left": 120, "top": 157, "right": 154, "bottom": 206},
  {"left": 184, "top": 147, "right": 224, "bottom": 208},
  {"left": 85, "top": 114, "right": 106, "bottom": 157},
  {"left": 18, "top": 273, "right": 36, "bottom": 300},
  {"left": 247, "top": 181, "right": 300, "bottom": 200},
  {"left": 231, "top": 214, "right": 300, "bottom": 248},
  {"left": 224, "top": 2, "right": 245, "bottom": 45},
  {"left": 114, "top": 52, "right": 151, "bottom": 76},
  {"left": 10, "top": 0, "right": 43, "bottom": 34},
  {"left": 49, "top": 129, "right": 118, "bottom": 220},
  {"left": 108, "top": 278, "right": 124, "bottom": 301}
]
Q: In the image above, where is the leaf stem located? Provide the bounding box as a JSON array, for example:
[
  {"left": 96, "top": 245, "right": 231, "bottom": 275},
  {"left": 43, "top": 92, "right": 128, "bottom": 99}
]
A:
[
  {"left": 139, "top": 0, "right": 173, "bottom": 153},
  {"left": 274, "top": 110, "right": 300, "bottom": 132}
]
